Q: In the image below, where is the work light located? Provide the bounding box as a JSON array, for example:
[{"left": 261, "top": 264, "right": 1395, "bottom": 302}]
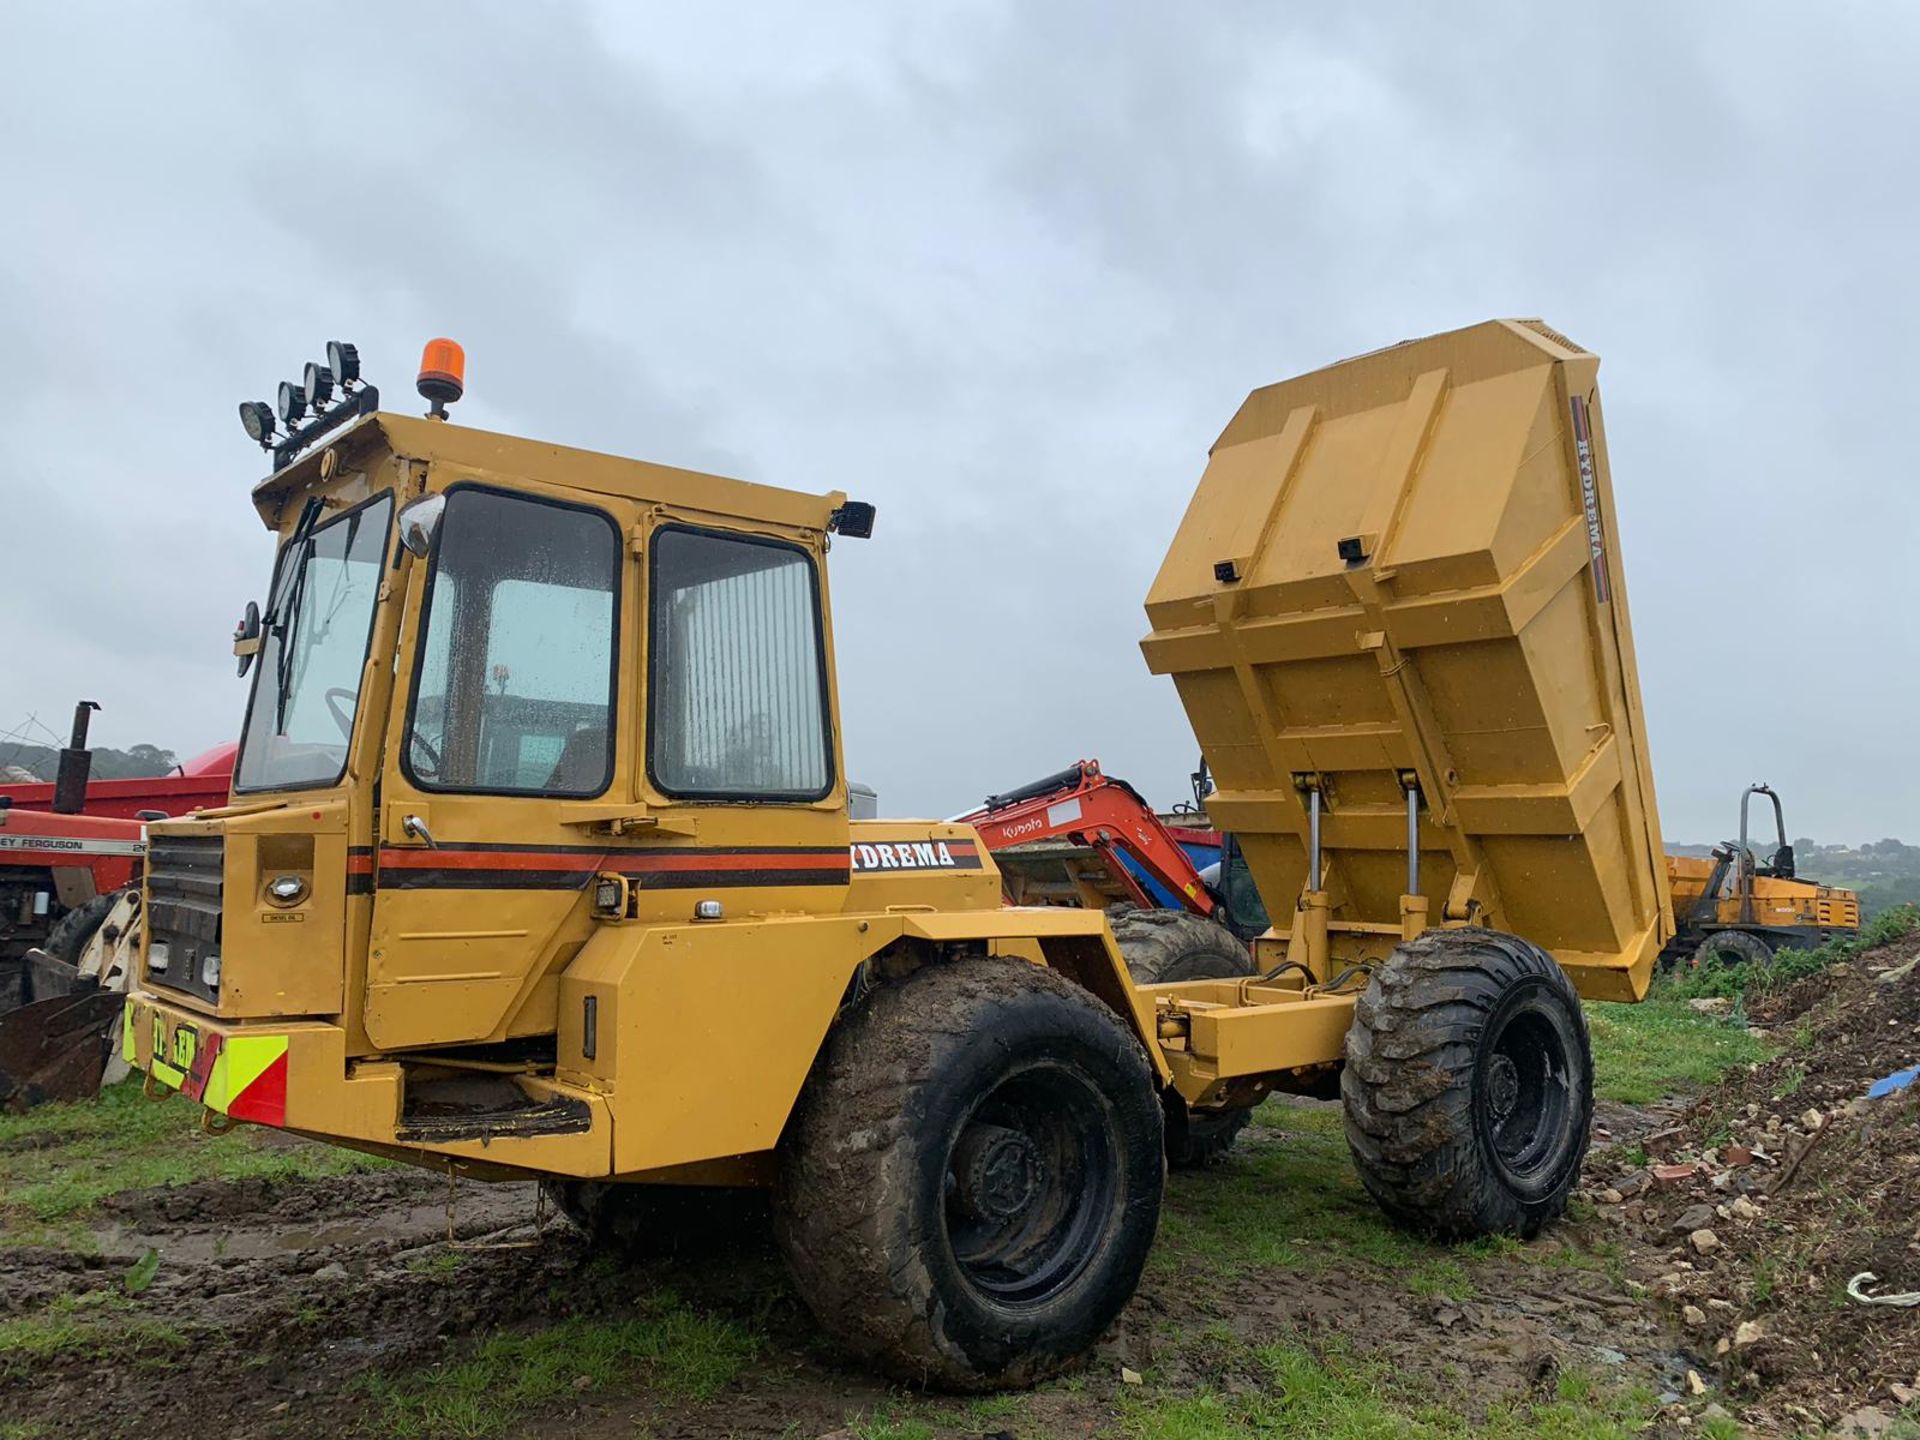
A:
[
  {"left": 276, "top": 380, "right": 307, "bottom": 426},
  {"left": 327, "top": 340, "right": 360, "bottom": 387},
  {"left": 303, "top": 361, "right": 334, "bottom": 409},
  {"left": 238, "top": 400, "right": 276, "bottom": 444}
]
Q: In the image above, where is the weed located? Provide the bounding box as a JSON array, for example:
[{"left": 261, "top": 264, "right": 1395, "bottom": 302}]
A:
[
  {"left": 1662, "top": 904, "right": 1920, "bottom": 1002},
  {"left": 124, "top": 1246, "right": 160, "bottom": 1295},
  {"left": 406, "top": 1248, "right": 465, "bottom": 1276},
  {"left": 846, "top": 1405, "right": 937, "bottom": 1440},
  {"left": 963, "top": 1393, "right": 1023, "bottom": 1422}
]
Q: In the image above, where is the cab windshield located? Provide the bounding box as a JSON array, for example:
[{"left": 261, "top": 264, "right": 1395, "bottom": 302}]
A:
[{"left": 234, "top": 493, "right": 393, "bottom": 792}]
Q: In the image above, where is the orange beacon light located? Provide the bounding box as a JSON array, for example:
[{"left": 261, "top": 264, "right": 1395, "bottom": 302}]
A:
[{"left": 416, "top": 338, "right": 465, "bottom": 418}]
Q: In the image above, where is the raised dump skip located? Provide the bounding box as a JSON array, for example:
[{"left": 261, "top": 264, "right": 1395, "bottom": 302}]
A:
[{"left": 1142, "top": 319, "right": 1671, "bottom": 1001}]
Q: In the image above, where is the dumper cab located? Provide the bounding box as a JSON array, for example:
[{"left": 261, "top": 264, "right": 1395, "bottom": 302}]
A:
[{"left": 123, "top": 357, "right": 1153, "bottom": 1192}]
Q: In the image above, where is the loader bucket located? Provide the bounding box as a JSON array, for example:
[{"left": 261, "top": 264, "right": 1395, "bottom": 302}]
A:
[{"left": 0, "top": 951, "right": 123, "bottom": 1111}]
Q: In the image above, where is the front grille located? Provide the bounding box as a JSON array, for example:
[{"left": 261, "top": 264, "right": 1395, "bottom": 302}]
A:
[{"left": 147, "top": 835, "right": 223, "bottom": 1003}]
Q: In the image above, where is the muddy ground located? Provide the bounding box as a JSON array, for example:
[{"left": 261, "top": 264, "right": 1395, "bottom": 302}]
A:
[
  {"left": 0, "top": 1106, "right": 1697, "bottom": 1440},
  {"left": 3, "top": 943, "right": 1917, "bottom": 1438}
]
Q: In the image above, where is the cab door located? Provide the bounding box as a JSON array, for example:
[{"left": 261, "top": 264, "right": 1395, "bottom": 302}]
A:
[{"left": 365, "top": 481, "right": 632, "bottom": 1050}]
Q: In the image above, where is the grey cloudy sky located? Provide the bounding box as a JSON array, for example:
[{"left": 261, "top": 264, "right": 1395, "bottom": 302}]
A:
[{"left": 2, "top": 3, "right": 1915, "bottom": 843}]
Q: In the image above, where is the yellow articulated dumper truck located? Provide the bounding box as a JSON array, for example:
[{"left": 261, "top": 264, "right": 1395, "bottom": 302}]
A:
[{"left": 127, "top": 321, "right": 1657, "bottom": 1389}]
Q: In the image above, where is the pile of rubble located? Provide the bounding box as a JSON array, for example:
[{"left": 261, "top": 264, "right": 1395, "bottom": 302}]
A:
[{"left": 1590, "top": 938, "right": 1920, "bottom": 1435}]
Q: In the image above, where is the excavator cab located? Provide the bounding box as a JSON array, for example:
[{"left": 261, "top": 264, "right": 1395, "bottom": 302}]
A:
[{"left": 1204, "top": 832, "right": 1270, "bottom": 943}]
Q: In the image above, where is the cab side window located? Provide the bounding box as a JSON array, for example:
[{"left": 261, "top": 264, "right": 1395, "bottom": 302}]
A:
[
  {"left": 648, "top": 527, "right": 832, "bottom": 800},
  {"left": 406, "top": 488, "right": 620, "bottom": 796}
]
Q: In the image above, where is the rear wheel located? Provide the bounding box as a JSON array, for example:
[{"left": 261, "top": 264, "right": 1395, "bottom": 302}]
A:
[
  {"left": 775, "top": 958, "right": 1163, "bottom": 1390},
  {"left": 1109, "top": 909, "right": 1258, "bottom": 1167},
  {"left": 541, "top": 1179, "right": 768, "bottom": 1255},
  {"left": 1341, "top": 927, "right": 1593, "bottom": 1239},
  {"left": 1691, "top": 929, "right": 1776, "bottom": 970}
]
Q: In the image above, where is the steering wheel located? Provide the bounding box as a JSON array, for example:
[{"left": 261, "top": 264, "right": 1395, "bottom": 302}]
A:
[
  {"left": 323, "top": 688, "right": 358, "bottom": 741},
  {"left": 408, "top": 730, "right": 445, "bottom": 780}
]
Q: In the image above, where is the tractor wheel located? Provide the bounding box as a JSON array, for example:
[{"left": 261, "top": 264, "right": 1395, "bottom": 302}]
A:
[
  {"left": 43, "top": 891, "right": 118, "bottom": 964},
  {"left": 775, "top": 958, "right": 1163, "bottom": 1390},
  {"left": 1341, "top": 927, "right": 1593, "bottom": 1239},
  {"left": 541, "top": 1179, "right": 769, "bottom": 1255},
  {"left": 1109, "top": 908, "right": 1258, "bottom": 1168},
  {"left": 1692, "top": 930, "right": 1776, "bottom": 970}
]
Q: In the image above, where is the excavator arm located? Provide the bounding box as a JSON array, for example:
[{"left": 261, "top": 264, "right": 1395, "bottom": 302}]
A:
[{"left": 958, "top": 760, "right": 1218, "bottom": 917}]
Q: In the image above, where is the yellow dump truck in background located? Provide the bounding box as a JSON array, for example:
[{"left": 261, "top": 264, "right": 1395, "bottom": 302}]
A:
[{"left": 128, "top": 319, "right": 1662, "bottom": 1388}]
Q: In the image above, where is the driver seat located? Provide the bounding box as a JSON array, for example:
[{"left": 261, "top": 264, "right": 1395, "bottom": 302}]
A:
[{"left": 544, "top": 728, "right": 607, "bottom": 794}]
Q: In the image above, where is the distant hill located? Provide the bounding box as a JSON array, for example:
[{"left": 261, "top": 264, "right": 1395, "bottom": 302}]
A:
[
  {"left": 0, "top": 742, "right": 179, "bottom": 783},
  {"left": 1669, "top": 835, "right": 1920, "bottom": 920}
]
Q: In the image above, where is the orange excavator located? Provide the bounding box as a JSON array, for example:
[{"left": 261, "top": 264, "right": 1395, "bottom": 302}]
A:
[{"left": 955, "top": 759, "right": 1268, "bottom": 942}]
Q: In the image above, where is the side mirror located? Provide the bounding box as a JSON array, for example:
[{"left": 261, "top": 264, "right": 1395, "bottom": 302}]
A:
[
  {"left": 398, "top": 494, "right": 446, "bottom": 558},
  {"left": 233, "top": 600, "right": 262, "bottom": 677}
]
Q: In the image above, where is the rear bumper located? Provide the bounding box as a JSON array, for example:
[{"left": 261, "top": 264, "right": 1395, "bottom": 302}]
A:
[{"left": 121, "top": 991, "right": 613, "bottom": 1178}]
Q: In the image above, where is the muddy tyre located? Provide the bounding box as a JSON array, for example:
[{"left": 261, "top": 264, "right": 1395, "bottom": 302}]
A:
[
  {"left": 1692, "top": 929, "right": 1775, "bottom": 970},
  {"left": 1109, "top": 908, "right": 1257, "bottom": 1167},
  {"left": 43, "top": 891, "right": 117, "bottom": 964},
  {"left": 542, "top": 1179, "right": 769, "bottom": 1255},
  {"left": 775, "top": 958, "right": 1163, "bottom": 1390},
  {"left": 1341, "top": 927, "right": 1593, "bottom": 1239}
]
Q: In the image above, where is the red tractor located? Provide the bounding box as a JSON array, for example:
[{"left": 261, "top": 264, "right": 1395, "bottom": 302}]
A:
[{"left": 0, "top": 703, "right": 234, "bottom": 1107}]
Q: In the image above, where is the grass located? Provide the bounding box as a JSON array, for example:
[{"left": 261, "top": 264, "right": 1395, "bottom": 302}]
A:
[
  {"left": 364, "top": 1292, "right": 757, "bottom": 1438},
  {"left": 846, "top": 1407, "right": 938, "bottom": 1440},
  {"left": 1584, "top": 993, "right": 1773, "bottom": 1104},
  {"left": 0, "top": 1289, "right": 187, "bottom": 1371},
  {"left": 1119, "top": 1331, "right": 1657, "bottom": 1439},
  {"left": 0, "top": 1078, "right": 387, "bottom": 1229}
]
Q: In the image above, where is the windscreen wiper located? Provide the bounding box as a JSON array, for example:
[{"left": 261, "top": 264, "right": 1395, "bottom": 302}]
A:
[{"left": 268, "top": 498, "right": 325, "bottom": 735}]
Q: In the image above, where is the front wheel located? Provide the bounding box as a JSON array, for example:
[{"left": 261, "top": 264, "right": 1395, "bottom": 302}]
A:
[
  {"left": 1691, "top": 929, "right": 1776, "bottom": 970},
  {"left": 775, "top": 958, "right": 1164, "bottom": 1390},
  {"left": 1341, "top": 927, "right": 1593, "bottom": 1239}
]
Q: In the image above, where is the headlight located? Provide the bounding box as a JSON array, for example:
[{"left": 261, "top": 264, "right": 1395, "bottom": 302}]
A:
[{"left": 202, "top": 952, "right": 222, "bottom": 989}]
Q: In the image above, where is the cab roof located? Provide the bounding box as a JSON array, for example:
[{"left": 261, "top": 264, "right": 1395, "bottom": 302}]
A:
[{"left": 249, "top": 411, "right": 846, "bottom": 536}]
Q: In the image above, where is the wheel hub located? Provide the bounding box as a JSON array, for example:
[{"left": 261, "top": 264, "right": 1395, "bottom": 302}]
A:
[
  {"left": 952, "top": 1122, "right": 1043, "bottom": 1222},
  {"left": 1485, "top": 1052, "right": 1520, "bottom": 1121}
]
